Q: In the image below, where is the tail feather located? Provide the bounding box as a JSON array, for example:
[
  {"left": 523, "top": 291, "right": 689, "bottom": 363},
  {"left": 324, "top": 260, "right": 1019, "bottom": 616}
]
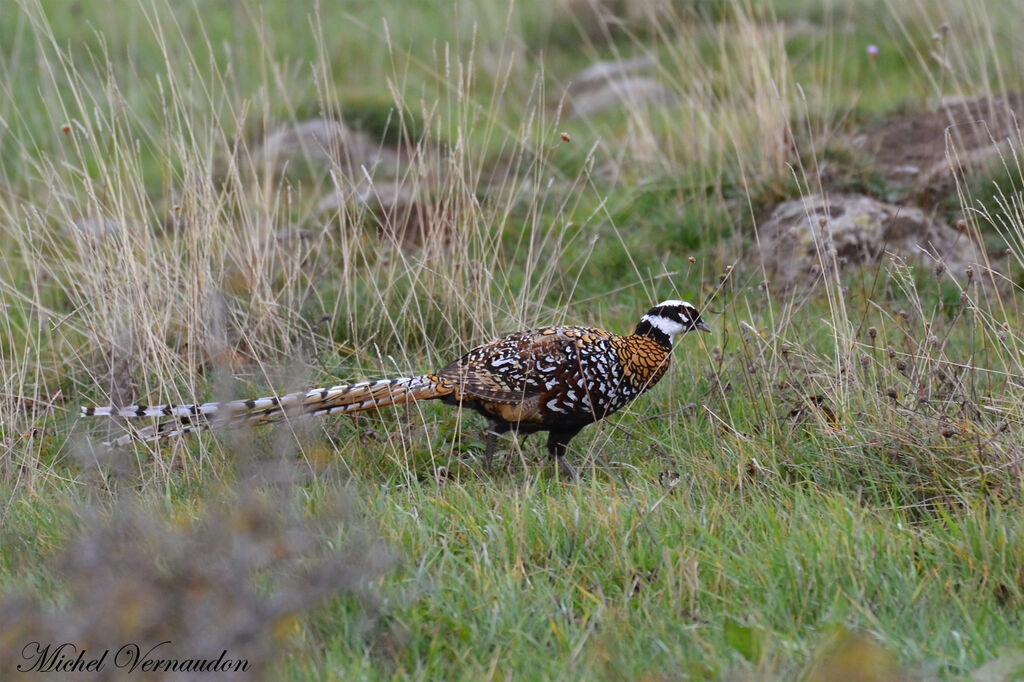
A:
[{"left": 81, "top": 374, "right": 452, "bottom": 446}]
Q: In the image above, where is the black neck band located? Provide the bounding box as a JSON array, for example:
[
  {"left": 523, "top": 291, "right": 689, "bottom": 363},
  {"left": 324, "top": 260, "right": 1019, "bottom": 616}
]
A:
[{"left": 634, "top": 320, "right": 672, "bottom": 348}]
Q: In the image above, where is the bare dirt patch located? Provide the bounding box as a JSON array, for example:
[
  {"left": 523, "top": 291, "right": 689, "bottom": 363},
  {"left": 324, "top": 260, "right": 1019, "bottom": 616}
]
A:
[{"left": 856, "top": 92, "right": 1024, "bottom": 203}]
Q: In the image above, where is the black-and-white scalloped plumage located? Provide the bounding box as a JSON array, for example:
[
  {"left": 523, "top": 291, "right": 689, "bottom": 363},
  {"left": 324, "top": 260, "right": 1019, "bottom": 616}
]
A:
[{"left": 81, "top": 300, "right": 709, "bottom": 477}]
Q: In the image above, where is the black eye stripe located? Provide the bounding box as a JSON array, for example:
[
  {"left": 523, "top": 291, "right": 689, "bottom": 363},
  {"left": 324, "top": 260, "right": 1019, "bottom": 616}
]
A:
[
  {"left": 654, "top": 307, "right": 680, "bottom": 322},
  {"left": 652, "top": 306, "right": 693, "bottom": 321},
  {"left": 647, "top": 303, "right": 703, "bottom": 328}
]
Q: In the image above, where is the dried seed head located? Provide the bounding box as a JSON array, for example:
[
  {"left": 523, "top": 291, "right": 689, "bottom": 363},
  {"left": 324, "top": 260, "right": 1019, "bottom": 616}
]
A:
[
  {"left": 886, "top": 387, "right": 898, "bottom": 400},
  {"left": 859, "top": 354, "right": 870, "bottom": 367},
  {"left": 956, "top": 219, "right": 968, "bottom": 232},
  {"left": 966, "top": 265, "right": 974, "bottom": 281},
  {"left": 897, "top": 309, "right": 909, "bottom": 322},
  {"left": 61, "top": 123, "right": 71, "bottom": 134},
  {"left": 781, "top": 343, "right": 791, "bottom": 356},
  {"left": 560, "top": 131, "right": 571, "bottom": 142},
  {"left": 939, "top": 22, "right": 951, "bottom": 33},
  {"left": 867, "top": 326, "right": 878, "bottom": 340},
  {"left": 818, "top": 217, "right": 828, "bottom": 227},
  {"left": 895, "top": 358, "right": 907, "bottom": 372},
  {"left": 887, "top": 345, "right": 896, "bottom": 359},
  {"left": 935, "top": 261, "right": 946, "bottom": 277},
  {"left": 928, "top": 334, "right": 939, "bottom": 347},
  {"left": 688, "top": 256, "right": 696, "bottom": 263}
]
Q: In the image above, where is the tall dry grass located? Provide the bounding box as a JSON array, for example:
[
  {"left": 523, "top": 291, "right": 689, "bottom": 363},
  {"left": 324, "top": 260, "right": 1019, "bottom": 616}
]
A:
[{"left": 0, "top": 0, "right": 1023, "bottom": 500}]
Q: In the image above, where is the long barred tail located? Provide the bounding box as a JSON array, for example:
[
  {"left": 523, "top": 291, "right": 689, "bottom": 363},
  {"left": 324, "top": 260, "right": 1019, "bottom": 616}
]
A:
[{"left": 80, "top": 375, "right": 452, "bottom": 447}]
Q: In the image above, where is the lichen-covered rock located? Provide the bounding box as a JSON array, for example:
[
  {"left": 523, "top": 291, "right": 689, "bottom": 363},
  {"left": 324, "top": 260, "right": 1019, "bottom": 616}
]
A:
[
  {"left": 67, "top": 215, "right": 121, "bottom": 240},
  {"left": 755, "top": 193, "right": 982, "bottom": 287},
  {"left": 565, "top": 58, "right": 675, "bottom": 118},
  {"left": 255, "top": 118, "right": 400, "bottom": 175},
  {"left": 568, "top": 56, "right": 656, "bottom": 94}
]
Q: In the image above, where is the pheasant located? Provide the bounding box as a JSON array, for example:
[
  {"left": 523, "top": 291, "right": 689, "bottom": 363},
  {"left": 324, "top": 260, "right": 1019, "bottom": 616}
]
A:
[{"left": 81, "top": 300, "right": 709, "bottom": 477}]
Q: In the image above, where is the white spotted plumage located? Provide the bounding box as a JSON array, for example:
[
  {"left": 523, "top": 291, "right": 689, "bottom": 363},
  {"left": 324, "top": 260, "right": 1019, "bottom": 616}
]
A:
[{"left": 81, "top": 300, "right": 708, "bottom": 475}]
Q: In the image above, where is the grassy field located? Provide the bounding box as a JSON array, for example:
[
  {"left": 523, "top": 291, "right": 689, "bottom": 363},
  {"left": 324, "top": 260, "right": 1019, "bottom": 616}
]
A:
[{"left": 2, "top": 0, "right": 1024, "bottom": 679}]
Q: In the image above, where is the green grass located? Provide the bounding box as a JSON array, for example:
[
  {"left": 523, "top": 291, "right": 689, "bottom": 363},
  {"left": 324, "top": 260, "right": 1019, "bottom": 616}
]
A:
[{"left": 3, "top": 0, "right": 1024, "bottom": 679}]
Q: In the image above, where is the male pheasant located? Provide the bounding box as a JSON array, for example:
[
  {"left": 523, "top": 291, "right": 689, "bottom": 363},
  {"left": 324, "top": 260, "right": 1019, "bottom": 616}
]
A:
[{"left": 81, "top": 300, "right": 709, "bottom": 477}]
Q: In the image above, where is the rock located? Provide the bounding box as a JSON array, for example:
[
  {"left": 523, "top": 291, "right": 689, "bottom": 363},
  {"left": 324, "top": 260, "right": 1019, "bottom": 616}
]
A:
[
  {"left": 569, "top": 76, "right": 675, "bottom": 118},
  {"left": 565, "top": 57, "right": 674, "bottom": 118},
  {"left": 255, "top": 118, "right": 400, "bottom": 175},
  {"left": 567, "top": 56, "right": 656, "bottom": 95},
  {"left": 67, "top": 215, "right": 120, "bottom": 239},
  {"left": 755, "top": 193, "right": 982, "bottom": 288}
]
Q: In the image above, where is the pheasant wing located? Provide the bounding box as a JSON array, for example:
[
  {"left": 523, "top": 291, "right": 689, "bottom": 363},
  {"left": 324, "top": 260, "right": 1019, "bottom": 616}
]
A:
[{"left": 437, "top": 328, "right": 574, "bottom": 404}]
